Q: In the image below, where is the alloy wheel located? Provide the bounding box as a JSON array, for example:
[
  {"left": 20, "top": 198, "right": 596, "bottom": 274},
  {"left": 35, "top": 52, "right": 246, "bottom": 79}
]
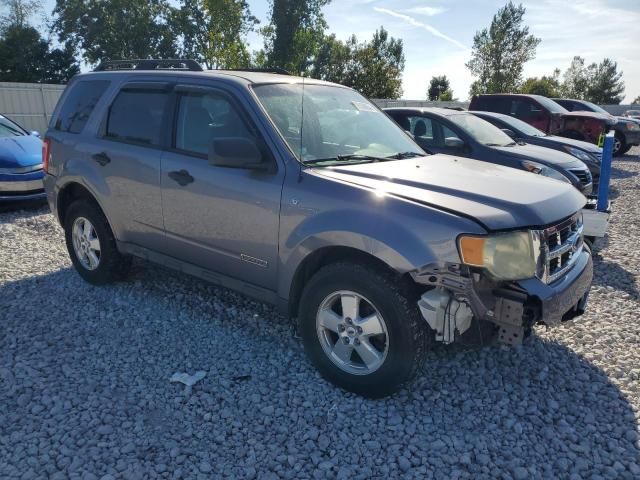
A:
[{"left": 72, "top": 216, "right": 101, "bottom": 270}]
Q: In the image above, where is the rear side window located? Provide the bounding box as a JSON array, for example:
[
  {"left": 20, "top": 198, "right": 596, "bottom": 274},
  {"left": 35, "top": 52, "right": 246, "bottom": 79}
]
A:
[
  {"left": 55, "top": 80, "right": 110, "bottom": 133},
  {"left": 106, "top": 90, "right": 170, "bottom": 146}
]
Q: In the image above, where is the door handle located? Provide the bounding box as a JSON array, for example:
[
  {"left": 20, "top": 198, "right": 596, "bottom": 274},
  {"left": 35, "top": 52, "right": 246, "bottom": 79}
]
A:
[
  {"left": 168, "top": 169, "right": 194, "bottom": 186},
  {"left": 92, "top": 152, "right": 111, "bottom": 166}
]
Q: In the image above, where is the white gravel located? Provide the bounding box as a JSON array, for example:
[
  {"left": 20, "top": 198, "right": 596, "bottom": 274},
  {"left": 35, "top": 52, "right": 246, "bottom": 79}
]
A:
[{"left": 1, "top": 148, "right": 639, "bottom": 479}]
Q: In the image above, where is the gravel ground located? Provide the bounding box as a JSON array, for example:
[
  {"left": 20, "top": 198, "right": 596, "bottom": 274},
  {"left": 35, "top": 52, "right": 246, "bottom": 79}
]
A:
[{"left": 1, "top": 148, "right": 639, "bottom": 480}]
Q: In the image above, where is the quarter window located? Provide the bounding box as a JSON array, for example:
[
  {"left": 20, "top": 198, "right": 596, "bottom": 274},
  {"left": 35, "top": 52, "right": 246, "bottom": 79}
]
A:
[
  {"left": 106, "top": 90, "right": 170, "bottom": 146},
  {"left": 54, "top": 80, "right": 110, "bottom": 133},
  {"left": 175, "top": 92, "right": 253, "bottom": 156}
]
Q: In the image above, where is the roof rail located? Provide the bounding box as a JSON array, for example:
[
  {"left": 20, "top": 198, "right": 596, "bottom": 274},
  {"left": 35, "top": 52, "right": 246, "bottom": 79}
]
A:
[
  {"left": 219, "top": 68, "right": 291, "bottom": 76},
  {"left": 94, "top": 59, "right": 203, "bottom": 72}
]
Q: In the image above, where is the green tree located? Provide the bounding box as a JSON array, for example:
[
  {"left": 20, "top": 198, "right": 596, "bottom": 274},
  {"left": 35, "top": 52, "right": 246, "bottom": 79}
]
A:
[
  {"left": 585, "top": 58, "right": 625, "bottom": 104},
  {"left": 427, "top": 75, "right": 450, "bottom": 100},
  {"left": 0, "top": 0, "right": 79, "bottom": 83},
  {"left": 260, "top": 0, "right": 331, "bottom": 74},
  {"left": 173, "top": 0, "right": 258, "bottom": 69},
  {"left": 466, "top": 1, "right": 540, "bottom": 96},
  {"left": 520, "top": 70, "right": 561, "bottom": 97},
  {"left": 560, "top": 56, "right": 589, "bottom": 99},
  {"left": 632, "top": 96, "right": 640, "bottom": 105},
  {"left": 310, "top": 27, "right": 405, "bottom": 98},
  {"left": 52, "top": 0, "right": 179, "bottom": 66},
  {"left": 439, "top": 89, "right": 454, "bottom": 101}
]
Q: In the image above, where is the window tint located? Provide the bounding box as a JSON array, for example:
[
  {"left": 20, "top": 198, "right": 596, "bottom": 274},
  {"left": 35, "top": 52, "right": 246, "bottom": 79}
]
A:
[
  {"left": 106, "top": 90, "right": 170, "bottom": 146},
  {"left": 402, "top": 116, "right": 437, "bottom": 148},
  {"left": 175, "top": 92, "right": 253, "bottom": 155},
  {"left": 510, "top": 99, "right": 543, "bottom": 119},
  {"left": 55, "top": 80, "right": 110, "bottom": 133}
]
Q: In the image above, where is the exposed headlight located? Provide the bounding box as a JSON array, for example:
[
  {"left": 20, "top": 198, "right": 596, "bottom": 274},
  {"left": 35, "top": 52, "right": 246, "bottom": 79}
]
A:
[
  {"left": 563, "top": 146, "right": 600, "bottom": 164},
  {"left": 626, "top": 122, "right": 640, "bottom": 131},
  {"left": 458, "top": 231, "right": 538, "bottom": 280},
  {"left": 521, "top": 160, "right": 571, "bottom": 183}
]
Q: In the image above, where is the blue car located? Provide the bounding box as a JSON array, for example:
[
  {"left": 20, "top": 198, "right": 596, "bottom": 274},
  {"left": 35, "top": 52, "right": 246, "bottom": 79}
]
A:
[{"left": 0, "top": 115, "right": 45, "bottom": 202}]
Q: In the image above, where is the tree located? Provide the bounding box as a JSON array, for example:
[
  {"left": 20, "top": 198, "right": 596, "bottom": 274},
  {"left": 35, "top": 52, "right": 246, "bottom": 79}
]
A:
[
  {"left": 632, "top": 96, "right": 640, "bottom": 105},
  {"left": 439, "top": 89, "right": 454, "bottom": 101},
  {"left": 561, "top": 56, "right": 589, "bottom": 99},
  {"left": 559, "top": 56, "right": 625, "bottom": 104},
  {"left": 427, "top": 75, "right": 450, "bottom": 101},
  {"left": 0, "top": 0, "right": 79, "bottom": 83},
  {"left": 466, "top": 1, "right": 540, "bottom": 96},
  {"left": 0, "top": 0, "right": 40, "bottom": 29},
  {"left": 173, "top": 0, "right": 258, "bottom": 69},
  {"left": 52, "top": 0, "right": 179, "bottom": 66},
  {"left": 260, "top": 0, "right": 331, "bottom": 74},
  {"left": 310, "top": 27, "right": 405, "bottom": 99},
  {"left": 585, "top": 58, "right": 625, "bottom": 104},
  {"left": 520, "top": 69, "right": 561, "bottom": 97}
]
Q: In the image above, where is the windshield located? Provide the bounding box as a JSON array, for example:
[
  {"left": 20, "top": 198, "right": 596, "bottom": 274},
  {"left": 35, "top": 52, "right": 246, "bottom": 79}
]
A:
[
  {"left": 0, "top": 115, "right": 27, "bottom": 137},
  {"left": 534, "top": 96, "right": 567, "bottom": 114},
  {"left": 253, "top": 83, "right": 424, "bottom": 164},
  {"left": 486, "top": 113, "right": 546, "bottom": 137},
  {"left": 448, "top": 113, "right": 515, "bottom": 147},
  {"left": 576, "top": 100, "right": 609, "bottom": 115},
  {"left": 626, "top": 110, "right": 640, "bottom": 116}
]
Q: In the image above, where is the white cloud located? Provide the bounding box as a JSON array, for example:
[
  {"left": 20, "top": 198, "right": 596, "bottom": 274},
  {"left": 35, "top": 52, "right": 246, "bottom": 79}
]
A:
[
  {"left": 406, "top": 6, "right": 446, "bottom": 17},
  {"left": 373, "top": 7, "right": 468, "bottom": 51}
]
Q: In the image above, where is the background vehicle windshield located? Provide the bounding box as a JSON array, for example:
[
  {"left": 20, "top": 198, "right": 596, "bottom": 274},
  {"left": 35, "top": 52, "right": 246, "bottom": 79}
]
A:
[
  {"left": 0, "top": 115, "right": 27, "bottom": 137},
  {"left": 490, "top": 113, "right": 546, "bottom": 137},
  {"left": 535, "top": 96, "right": 567, "bottom": 114},
  {"left": 253, "top": 83, "right": 423, "bottom": 163},
  {"left": 448, "top": 113, "right": 515, "bottom": 146},
  {"left": 577, "top": 100, "right": 609, "bottom": 115}
]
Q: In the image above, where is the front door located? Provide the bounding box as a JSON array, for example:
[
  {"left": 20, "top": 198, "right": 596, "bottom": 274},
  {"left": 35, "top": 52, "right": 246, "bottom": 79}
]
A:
[{"left": 160, "top": 86, "right": 284, "bottom": 289}]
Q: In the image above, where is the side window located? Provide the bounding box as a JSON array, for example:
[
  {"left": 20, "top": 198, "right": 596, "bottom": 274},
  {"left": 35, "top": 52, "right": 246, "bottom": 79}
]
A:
[
  {"left": 510, "top": 99, "right": 541, "bottom": 119},
  {"left": 408, "top": 116, "right": 435, "bottom": 145},
  {"left": 175, "top": 92, "right": 253, "bottom": 156},
  {"left": 106, "top": 90, "right": 170, "bottom": 146},
  {"left": 54, "top": 80, "right": 110, "bottom": 133},
  {"left": 442, "top": 125, "right": 461, "bottom": 141}
]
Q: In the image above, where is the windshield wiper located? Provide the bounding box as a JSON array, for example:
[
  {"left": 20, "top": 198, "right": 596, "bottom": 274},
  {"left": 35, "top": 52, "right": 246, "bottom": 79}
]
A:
[
  {"left": 304, "top": 154, "right": 391, "bottom": 165},
  {"left": 486, "top": 142, "right": 516, "bottom": 147},
  {"left": 385, "top": 151, "right": 424, "bottom": 159}
]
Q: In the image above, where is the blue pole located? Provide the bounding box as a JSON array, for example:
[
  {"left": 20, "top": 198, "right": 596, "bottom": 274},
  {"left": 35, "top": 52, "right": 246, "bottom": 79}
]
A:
[{"left": 596, "top": 131, "right": 614, "bottom": 212}]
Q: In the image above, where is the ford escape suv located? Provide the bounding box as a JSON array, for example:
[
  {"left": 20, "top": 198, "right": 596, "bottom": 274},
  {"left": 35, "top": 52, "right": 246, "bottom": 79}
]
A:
[{"left": 44, "top": 59, "right": 593, "bottom": 398}]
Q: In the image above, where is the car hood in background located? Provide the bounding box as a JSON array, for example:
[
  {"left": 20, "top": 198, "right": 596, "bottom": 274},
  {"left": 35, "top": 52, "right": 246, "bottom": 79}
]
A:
[
  {"left": 492, "top": 143, "right": 584, "bottom": 167},
  {"left": 557, "top": 111, "right": 618, "bottom": 126},
  {"left": 312, "top": 155, "right": 586, "bottom": 231},
  {"left": 542, "top": 135, "right": 602, "bottom": 154},
  {"left": 0, "top": 135, "right": 42, "bottom": 169}
]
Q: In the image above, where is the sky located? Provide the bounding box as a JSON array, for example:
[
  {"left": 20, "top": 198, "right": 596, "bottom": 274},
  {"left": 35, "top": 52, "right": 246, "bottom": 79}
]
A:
[{"left": 38, "top": 0, "right": 640, "bottom": 102}]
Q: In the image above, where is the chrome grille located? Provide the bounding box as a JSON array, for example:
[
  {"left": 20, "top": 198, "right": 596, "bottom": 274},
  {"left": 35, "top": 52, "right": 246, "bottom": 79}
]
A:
[
  {"left": 536, "top": 214, "right": 584, "bottom": 284},
  {"left": 569, "top": 168, "right": 592, "bottom": 187}
]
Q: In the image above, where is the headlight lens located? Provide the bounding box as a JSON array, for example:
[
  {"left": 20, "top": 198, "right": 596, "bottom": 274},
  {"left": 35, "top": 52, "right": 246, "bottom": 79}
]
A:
[
  {"left": 521, "top": 160, "right": 571, "bottom": 183},
  {"left": 564, "top": 146, "right": 599, "bottom": 164},
  {"left": 458, "top": 231, "right": 537, "bottom": 280},
  {"left": 626, "top": 122, "right": 640, "bottom": 131}
]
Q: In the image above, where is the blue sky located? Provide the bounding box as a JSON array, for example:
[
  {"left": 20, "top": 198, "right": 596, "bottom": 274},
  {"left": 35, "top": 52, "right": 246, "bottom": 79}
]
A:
[{"left": 38, "top": 0, "right": 640, "bottom": 101}]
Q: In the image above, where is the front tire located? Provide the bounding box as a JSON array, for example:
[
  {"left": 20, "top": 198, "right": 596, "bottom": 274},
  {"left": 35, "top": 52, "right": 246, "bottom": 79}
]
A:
[
  {"left": 64, "top": 200, "right": 131, "bottom": 285},
  {"left": 613, "top": 133, "right": 626, "bottom": 156},
  {"left": 299, "top": 262, "right": 430, "bottom": 398}
]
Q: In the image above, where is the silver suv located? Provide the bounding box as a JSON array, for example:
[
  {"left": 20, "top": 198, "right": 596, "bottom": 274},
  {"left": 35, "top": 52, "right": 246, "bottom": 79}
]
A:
[{"left": 43, "top": 60, "right": 593, "bottom": 397}]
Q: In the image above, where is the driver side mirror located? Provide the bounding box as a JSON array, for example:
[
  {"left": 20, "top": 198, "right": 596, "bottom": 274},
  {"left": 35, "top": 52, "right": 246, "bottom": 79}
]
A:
[
  {"left": 444, "top": 137, "right": 465, "bottom": 149},
  {"left": 208, "top": 137, "right": 271, "bottom": 172}
]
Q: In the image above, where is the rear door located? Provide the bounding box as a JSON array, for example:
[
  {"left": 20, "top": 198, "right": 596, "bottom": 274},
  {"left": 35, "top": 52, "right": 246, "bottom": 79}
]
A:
[
  {"left": 86, "top": 81, "right": 172, "bottom": 251},
  {"left": 159, "top": 84, "right": 284, "bottom": 289}
]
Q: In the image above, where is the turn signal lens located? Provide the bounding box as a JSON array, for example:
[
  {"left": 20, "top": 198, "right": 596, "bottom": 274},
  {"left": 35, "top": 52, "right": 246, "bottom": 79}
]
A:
[{"left": 458, "top": 236, "right": 486, "bottom": 266}]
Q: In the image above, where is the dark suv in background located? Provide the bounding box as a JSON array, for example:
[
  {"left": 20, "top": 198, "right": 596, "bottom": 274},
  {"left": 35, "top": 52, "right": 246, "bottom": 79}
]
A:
[
  {"left": 43, "top": 59, "right": 593, "bottom": 397},
  {"left": 469, "top": 94, "right": 617, "bottom": 146},
  {"left": 552, "top": 98, "right": 640, "bottom": 155}
]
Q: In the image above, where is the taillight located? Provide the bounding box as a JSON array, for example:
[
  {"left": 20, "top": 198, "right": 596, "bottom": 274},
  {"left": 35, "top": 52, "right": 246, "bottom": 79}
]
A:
[{"left": 42, "top": 138, "right": 51, "bottom": 173}]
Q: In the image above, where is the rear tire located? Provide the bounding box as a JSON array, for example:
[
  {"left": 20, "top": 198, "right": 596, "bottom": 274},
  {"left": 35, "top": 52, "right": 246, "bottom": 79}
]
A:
[
  {"left": 613, "top": 133, "right": 626, "bottom": 157},
  {"left": 64, "top": 200, "right": 131, "bottom": 285},
  {"left": 299, "top": 262, "right": 430, "bottom": 398}
]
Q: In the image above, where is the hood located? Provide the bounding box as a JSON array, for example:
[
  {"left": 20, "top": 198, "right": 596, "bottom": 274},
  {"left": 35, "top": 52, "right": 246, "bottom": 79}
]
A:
[
  {"left": 0, "top": 135, "right": 42, "bottom": 169},
  {"left": 556, "top": 110, "right": 618, "bottom": 126},
  {"left": 543, "top": 135, "right": 602, "bottom": 154},
  {"left": 616, "top": 116, "right": 640, "bottom": 126},
  {"left": 312, "top": 155, "right": 586, "bottom": 231},
  {"left": 492, "top": 143, "right": 584, "bottom": 168}
]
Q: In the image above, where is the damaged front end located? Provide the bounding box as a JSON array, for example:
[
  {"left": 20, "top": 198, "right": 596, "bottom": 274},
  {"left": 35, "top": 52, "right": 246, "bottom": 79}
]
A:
[{"left": 411, "top": 213, "right": 593, "bottom": 346}]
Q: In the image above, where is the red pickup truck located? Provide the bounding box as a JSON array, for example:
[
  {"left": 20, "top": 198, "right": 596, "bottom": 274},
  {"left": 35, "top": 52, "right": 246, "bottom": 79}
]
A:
[{"left": 469, "top": 94, "right": 617, "bottom": 146}]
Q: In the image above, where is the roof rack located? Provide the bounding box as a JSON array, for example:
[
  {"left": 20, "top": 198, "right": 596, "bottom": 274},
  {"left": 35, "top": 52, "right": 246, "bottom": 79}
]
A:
[
  {"left": 219, "top": 68, "right": 291, "bottom": 76},
  {"left": 94, "top": 59, "right": 203, "bottom": 72}
]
